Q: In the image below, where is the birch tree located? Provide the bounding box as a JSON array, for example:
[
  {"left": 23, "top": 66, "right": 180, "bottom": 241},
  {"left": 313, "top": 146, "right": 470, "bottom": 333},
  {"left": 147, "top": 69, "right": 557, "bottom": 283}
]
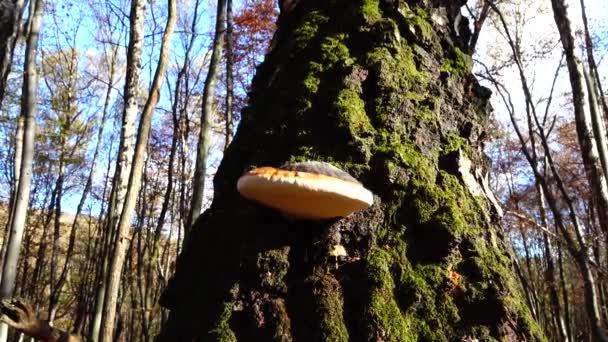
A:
[
  {"left": 89, "top": 0, "right": 146, "bottom": 339},
  {"left": 0, "top": 0, "right": 44, "bottom": 340},
  {"left": 99, "top": 0, "right": 176, "bottom": 339}
]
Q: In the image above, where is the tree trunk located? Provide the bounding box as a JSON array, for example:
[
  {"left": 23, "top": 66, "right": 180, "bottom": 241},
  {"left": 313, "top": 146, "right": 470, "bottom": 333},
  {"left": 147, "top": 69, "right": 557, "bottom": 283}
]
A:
[
  {"left": 225, "top": 0, "right": 234, "bottom": 151},
  {"left": 89, "top": 130, "right": 116, "bottom": 341},
  {"left": 48, "top": 161, "right": 64, "bottom": 324},
  {"left": 90, "top": 0, "right": 146, "bottom": 339},
  {"left": 550, "top": 0, "right": 608, "bottom": 339},
  {"left": 537, "top": 183, "right": 569, "bottom": 342},
  {"left": 189, "top": 0, "right": 227, "bottom": 227},
  {"left": 158, "top": 1, "right": 544, "bottom": 340},
  {"left": 0, "top": 0, "right": 44, "bottom": 340},
  {"left": 557, "top": 233, "right": 573, "bottom": 341},
  {"left": 0, "top": 116, "right": 24, "bottom": 282},
  {"left": 0, "top": 0, "right": 25, "bottom": 109},
  {"left": 579, "top": 0, "right": 608, "bottom": 120},
  {"left": 99, "top": 0, "right": 176, "bottom": 339}
]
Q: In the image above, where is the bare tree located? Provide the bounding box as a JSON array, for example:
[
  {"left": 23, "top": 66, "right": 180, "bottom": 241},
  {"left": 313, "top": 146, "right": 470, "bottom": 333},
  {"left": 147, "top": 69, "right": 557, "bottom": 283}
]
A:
[
  {"left": 189, "top": 0, "right": 227, "bottom": 227},
  {"left": 549, "top": 0, "right": 608, "bottom": 338},
  {"left": 99, "top": 0, "right": 176, "bottom": 339},
  {"left": 89, "top": 0, "right": 147, "bottom": 339},
  {"left": 484, "top": 2, "right": 608, "bottom": 339}
]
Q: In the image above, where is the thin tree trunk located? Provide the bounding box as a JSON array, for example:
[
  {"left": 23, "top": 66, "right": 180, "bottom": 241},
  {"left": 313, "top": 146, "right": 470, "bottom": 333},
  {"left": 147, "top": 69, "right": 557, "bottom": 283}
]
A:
[
  {"left": 0, "top": 117, "right": 24, "bottom": 282},
  {"left": 99, "top": 0, "right": 176, "bottom": 339},
  {"left": 225, "top": 0, "right": 234, "bottom": 151},
  {"left": 579, "top": 0, "right": 608, "bottom": 119},
  {"left": 538, "top": 182, "right": 569, "bottom": 341},
  {"left": 0, "top": 0, "right": 25, "bottom": 109},
  {"left": 88, "top": 134, "right": 117, "bottom": 342},
  {"left": 26, "top": 183, "right": 56, "bottom": 303},
  {"left": 189, "top": 0, "right": 227, "bottom": 227},
  {"left": 48, "top": 162, "right": 64, "bottom": 324},
  {"left": 0, "top": 0, "right": 44, "bottom": 340},
  {"left": 550, "top": 0, "right": 608, "bottom": 338},
  {"left": 90, "top": 0, "right": 147, "bottom": 339},
  {"left": 583, "top": 63, "right": 608, "bottom": 179},
  {"left": 557, "top": 231, "right": 574, "bottom": 342}
]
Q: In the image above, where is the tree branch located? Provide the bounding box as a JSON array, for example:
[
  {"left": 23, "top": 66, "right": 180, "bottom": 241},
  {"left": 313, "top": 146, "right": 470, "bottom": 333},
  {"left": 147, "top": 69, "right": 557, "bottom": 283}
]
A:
[{"left": 0, "top": 298, "right": 82, "bottom": 342}]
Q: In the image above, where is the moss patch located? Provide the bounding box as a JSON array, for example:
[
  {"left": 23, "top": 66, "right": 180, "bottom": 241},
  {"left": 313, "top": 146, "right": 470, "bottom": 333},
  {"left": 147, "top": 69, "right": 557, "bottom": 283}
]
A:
[
  {"left": 361, "top": 0, "right": 382, "bottom": 23},
  {"left": 440, "top": 46, "right": 473, "bottom": 77},
  {"left": 293, "top": 10, "right": 330, "bottom": 53}
]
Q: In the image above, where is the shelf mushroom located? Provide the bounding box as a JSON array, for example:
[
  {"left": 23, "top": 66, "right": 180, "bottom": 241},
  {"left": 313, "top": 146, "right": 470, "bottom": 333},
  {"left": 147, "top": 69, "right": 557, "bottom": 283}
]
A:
[{"left": 237, "top": 161, "right": 374, "bottom": 220}]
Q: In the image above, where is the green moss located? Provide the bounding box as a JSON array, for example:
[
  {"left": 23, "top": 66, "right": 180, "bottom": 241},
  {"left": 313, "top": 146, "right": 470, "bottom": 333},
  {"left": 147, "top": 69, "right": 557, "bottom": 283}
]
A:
[
  {"left": 335, "top": 88, "right": 374, "bottom": 137},
  {"left": 320, "top": 34, "right": 354, "bottom": 67},
  {"left": 293, "top": 11, "right": 330, "bottom": 52},
  {"left": 361, "top": 0, "right": 382, "bottom": 23},
  {"left": 364, "top": 249, "right": 416, "bottom": 342},
  {"left": 371, "top": 19, "right": 402, "bottom": 52},
  {"left": 399, "top": 5, "right": 434, "bottom": 42},
  {"left": 266, "top": 299, "right": 292, "bottom": 340},
  {"left": 362, "top": 244, "right": 462, "bottom": 342},
  {"left": 312, "top": 273, "right": 350, "bottom": 341},
  {"left": 366, "top": 46, "right": 425, "bottom": 91},
  {"left": 257, "top": 248, "right": 290, "bottom": 290},
  {"left": 440, "top": 47, "right": 473, "bottom": 77},
  {"left": 442, "top": 132, "right": 469, "bottom": 155},
  {"left": 207, "top": 299, "right": 237, "bottom": 342},
  {"left": 303, "top": 62, "right": 323, "bottom": 94}
]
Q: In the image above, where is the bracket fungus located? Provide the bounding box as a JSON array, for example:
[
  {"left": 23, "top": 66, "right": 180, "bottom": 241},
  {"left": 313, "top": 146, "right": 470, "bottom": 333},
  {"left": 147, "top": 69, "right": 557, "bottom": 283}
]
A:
[{"left": 237, "top": 161, "right": 374, "bottom": 220}]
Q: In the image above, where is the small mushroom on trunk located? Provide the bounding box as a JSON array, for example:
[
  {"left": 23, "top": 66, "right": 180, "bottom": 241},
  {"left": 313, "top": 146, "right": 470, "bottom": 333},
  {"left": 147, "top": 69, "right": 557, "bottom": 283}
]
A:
[{"left": 237, "top": 161, "right": 374, "bottom": 220}]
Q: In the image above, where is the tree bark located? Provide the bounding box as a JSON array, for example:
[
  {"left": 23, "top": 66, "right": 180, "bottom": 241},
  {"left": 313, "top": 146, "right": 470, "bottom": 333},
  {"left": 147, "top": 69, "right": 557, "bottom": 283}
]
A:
[
  {"left": 0, "top": 0, "right": 44, "bottom": 340},
  {"left": 537, "top": 183, "right": 569, "bottom": 342},
  {"left": 0, "top": 0, "right": 25, "bottom": 109},
  {"left": 189, "top": 0, "right": 227, "bottom": 227},
  {"left": 99, "top": 0, "right": 177, "bottom": 339},
  {"left": 90, "top": 0, "right": 146, "bottom": 339},
  {"left": 579, "top": 0, "right": 608, "bottom": 121},
  {"left": 159, "top": 1, "right": 544, "bottom": 340},
  {"left": 0, "top": 116, "right": 24, "bottom": 282},
  {"left": 225, "top": 0, "right": 234, "bottom": 151}
]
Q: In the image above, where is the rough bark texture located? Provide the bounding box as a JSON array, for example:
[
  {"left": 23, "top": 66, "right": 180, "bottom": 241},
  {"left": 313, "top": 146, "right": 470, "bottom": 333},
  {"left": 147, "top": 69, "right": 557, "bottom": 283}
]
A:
[{"left": 159, "top": 1, "right": 544, "bottom": 341}]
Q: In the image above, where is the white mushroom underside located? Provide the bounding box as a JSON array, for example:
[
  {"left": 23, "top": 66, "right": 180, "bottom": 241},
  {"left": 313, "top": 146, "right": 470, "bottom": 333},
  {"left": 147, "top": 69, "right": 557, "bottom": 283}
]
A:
[{"left": 237, "top": 172, "right": 374, "bottom": 219}]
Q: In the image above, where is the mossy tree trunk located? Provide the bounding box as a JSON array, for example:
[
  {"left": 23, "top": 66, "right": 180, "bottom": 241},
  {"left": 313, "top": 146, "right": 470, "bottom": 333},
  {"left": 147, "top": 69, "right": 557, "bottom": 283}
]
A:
[{"left": 158, "top": 0, "right": 545, "bottom": 341}]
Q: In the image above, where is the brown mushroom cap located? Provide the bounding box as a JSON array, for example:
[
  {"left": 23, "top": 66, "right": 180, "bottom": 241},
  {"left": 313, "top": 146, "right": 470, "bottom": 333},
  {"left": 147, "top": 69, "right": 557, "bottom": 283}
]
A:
[{"left": 237, "top": 161, "right": 374, "bottom": 220}]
